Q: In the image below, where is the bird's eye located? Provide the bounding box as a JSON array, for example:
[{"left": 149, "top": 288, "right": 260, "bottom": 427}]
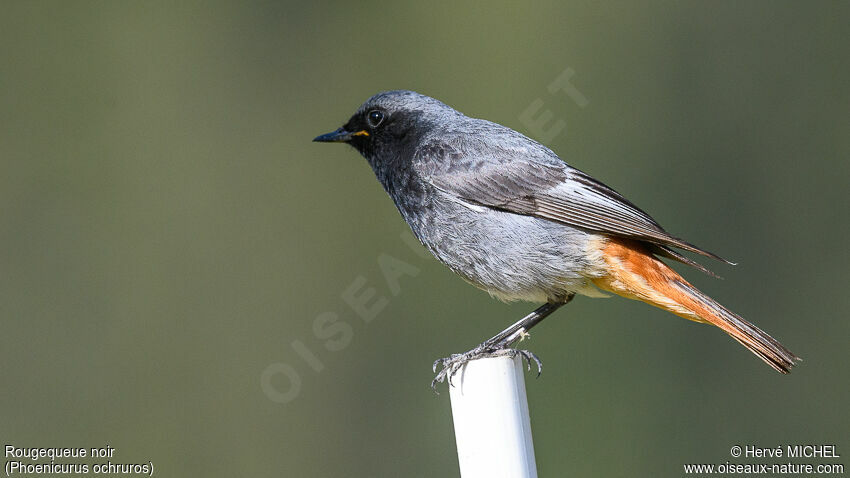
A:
[{"left": 367, "top": 110, "right": 384, "bottom": 128}]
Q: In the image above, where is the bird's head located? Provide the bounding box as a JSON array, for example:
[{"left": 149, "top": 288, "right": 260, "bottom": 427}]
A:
[{"left": 313, "top": 90, "right": 459, "bottom": 162}]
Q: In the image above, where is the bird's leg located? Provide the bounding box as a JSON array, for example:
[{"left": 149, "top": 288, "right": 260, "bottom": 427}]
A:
[{"left": 431, "top": 295, "right": 574, "bottom": 391}]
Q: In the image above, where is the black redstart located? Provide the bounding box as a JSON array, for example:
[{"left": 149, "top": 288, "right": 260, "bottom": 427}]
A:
[{"left": 314, "top": 90, "right": 799, "bottom": 388}]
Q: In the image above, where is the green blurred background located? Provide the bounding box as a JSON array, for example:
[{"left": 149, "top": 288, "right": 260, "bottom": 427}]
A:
[{"left": 2, "top": 1, "right": 848, "bottom": 476}]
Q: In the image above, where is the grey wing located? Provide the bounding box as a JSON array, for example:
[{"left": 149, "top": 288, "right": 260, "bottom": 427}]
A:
[{"left": 419, "top": 136, "right": 733, "bottom": 274}]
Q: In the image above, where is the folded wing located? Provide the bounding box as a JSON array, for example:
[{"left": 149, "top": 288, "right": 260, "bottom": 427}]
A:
[{"left": 418, "top": 133, "right": 733, "bottom": 274}]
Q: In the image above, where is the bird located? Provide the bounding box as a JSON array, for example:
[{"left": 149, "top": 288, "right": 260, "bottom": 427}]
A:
[{"left": 313, "top": 90, "right": 800, "bottom": 388}]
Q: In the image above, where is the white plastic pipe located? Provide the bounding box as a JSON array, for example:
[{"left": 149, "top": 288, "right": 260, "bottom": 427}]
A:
[{"left": 448, "top": 355, "right": 538, "bottom": 478}]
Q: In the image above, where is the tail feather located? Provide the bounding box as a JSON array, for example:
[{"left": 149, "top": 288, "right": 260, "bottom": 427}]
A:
[
  {"left": 670, "top": 279, "right": 799, "bottom": 373},
  {"left": 592, "top": 238, "right": 800, "bottom": 373}
]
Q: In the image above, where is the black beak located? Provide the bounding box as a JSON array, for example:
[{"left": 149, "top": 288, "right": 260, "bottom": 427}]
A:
[
  {"left": 313, "top": 127, "right": 369, "bottom": 143},
  {"left": 313, "top": 127, "right": 353, "bottom": 143}
]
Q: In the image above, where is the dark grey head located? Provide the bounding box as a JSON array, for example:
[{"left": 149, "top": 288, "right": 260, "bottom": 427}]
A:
[{"left": 313, "top": 90, "right": 461, "bottom": 162}]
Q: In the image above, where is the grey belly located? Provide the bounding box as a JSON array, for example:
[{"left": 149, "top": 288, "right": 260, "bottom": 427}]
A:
[{"left": 404, "top": 193, "right": 606, "bottom": 303}]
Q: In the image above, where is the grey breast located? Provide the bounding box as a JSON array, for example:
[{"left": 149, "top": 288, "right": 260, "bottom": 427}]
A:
[{"left": 388, "top": 156, "right": 597, "bottom": 303}]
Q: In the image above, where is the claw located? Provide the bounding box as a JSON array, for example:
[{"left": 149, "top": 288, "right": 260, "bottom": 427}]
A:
[
  {"left": 430, "top": 346, "right": 544, "bottom": 392},
  {"left": 432, "top": 358, "right": 442, "bottom": 373},
  {"left": 430, "top": 372, "right": 445, "bottom": 393},
  {"left": 515, "top": 349, "right": 543, "bottom": 377}
]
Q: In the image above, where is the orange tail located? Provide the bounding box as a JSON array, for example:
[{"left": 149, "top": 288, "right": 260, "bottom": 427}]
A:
[{"left": 592, "top": 238, "right": 800, "bottom": 373}]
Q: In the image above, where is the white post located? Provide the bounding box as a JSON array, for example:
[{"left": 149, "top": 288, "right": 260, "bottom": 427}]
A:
[{"left": 448, "top": 355, "right": 538, "bottom": 478}]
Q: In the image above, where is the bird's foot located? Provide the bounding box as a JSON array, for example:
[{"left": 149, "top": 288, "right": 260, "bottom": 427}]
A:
[{"left": 430, "top": 342, "right": 542, "bottom": 392}]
